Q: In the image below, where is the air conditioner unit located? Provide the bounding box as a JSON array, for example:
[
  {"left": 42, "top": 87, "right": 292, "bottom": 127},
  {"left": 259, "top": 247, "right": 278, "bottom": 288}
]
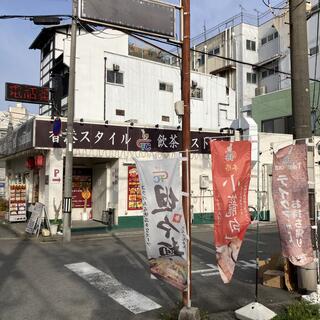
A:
[
  {"left": 306, "top": 1, "right": 311, "bottom": 13},
  {"left": 191, "top": 80, "right": 198, "bottom": 88},
  {"left": 113, "top": 64, "right": 120, "bottom": 72},
  {"left": 255, "top": 86, "right": 266, "bottom": 96}
]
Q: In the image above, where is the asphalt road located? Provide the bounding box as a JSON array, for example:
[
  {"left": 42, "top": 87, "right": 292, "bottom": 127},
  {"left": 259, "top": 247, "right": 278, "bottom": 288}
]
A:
[{"left": 0, "top": 224, "right": 297, "bottom": 320}]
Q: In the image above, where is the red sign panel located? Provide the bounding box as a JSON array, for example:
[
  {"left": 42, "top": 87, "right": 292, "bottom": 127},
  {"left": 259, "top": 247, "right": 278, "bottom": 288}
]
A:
[
  {"left": 272, "top": 144, "right": 314, "bottom": 266},
  {"left": 210, "top": 141, "right": 251, "bottom": 283},
  {"left": 72, "top": 168, "right": 92, "bottom": 209},
  {"left": 127, "top": 166, "right": 143, "bottom": 210},
  {"left": 5, "top": 82, "right": 49, "bottom": 104}
]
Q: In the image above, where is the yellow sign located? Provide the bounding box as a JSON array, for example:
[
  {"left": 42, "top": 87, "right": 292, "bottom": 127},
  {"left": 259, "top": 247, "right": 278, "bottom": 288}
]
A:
[{"left": 81, "top": 189, "right": 91, "bottom": 200}]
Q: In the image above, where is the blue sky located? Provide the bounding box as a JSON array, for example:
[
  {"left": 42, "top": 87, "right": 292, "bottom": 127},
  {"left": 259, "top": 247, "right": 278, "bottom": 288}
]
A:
[{"left": 0, "top": 0, "right": 267, "bottom": 113}]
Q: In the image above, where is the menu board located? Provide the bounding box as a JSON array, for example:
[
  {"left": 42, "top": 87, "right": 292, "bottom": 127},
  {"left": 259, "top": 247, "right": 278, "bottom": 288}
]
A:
[
  {"left": 9, "top": 184, "right": 27, "bottom": 222},
  {"left": 127, "top": 166, "right": 143, "bottom": 210},
  {"left": 72, "top": 168, "right": 92, "bottom": 208}
]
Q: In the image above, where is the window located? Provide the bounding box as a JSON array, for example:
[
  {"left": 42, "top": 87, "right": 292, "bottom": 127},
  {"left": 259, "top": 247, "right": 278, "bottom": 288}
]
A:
[
  {"left": 261, "top": 31, "right": 278, "bottom": 46},
  {"left": 262, "top": 116, "right": 293, "bottom": 134},
  {"left": 42, "top": 42, "right": 51, "bottom": 59},
  {"left": 159, "top": 82, "right": 173, "bottom": 92},
  {"left": 162, "top": 115, "right": 170, "bottom": 122},
  {"left": 262, "top": 119, "right": 274, "bottom": 133},
  {"left": 246, "top": 39, "right": 256, "bottom": 51},
  {"left": 208, "top": 47, "right": 220, "bottom": 57},
  {"left": 261, "top": 62, "right": 279, "bottom": 79},
  {"left": 116, "top": 109, "right": 125, "bottom": 116},
  {"left": 198, "top": 54, "right": 205, "bottom": 66},
  {"left": 191, "top": 87, "right": 203, "bottom": 99},
  {"left": 107, "top": 70, "right": 124, "bottom": 84},
  {"left": 247, "top": 72, "right": 257, "bottom": 84},
  {"left": 310, "top": 46, "right": 319, "bottom": 56}
]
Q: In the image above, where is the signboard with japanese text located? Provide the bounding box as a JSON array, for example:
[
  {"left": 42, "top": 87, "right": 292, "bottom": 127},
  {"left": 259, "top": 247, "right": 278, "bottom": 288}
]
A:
[
  {"left": 35, "top": 119, "right": 228, "bottom": 154},
  {"left": 127, "top": 166, "right": 143, "bottom": 210},
  {"left": 5, "top": 82, "right": 49, "bottom": 104},
  {"left": 79, "top": 0, "right": 175, "bottom": 39},
  {"left": 72, "top": 168, "right": 92, "bottom": 209},
  {"left": 134, "top": 157, "right": 187, "bottom": 291},
  {"left": 210, "top": 141, "right": 251, "bottom": 283},
  {"left": 272, "top": 144, "right": 314, "bottom": 266}
]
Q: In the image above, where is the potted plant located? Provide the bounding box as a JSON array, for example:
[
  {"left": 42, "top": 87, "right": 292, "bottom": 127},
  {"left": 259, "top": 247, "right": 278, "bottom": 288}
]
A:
[{"left": 50, "top": 209, "right": 60, "bottom": 236}]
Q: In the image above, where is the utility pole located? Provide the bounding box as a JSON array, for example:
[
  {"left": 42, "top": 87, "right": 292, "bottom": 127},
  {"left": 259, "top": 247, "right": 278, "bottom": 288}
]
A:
[
  {"left": 181, "top": 0, "right": 191, "bottom": 309},
  {"left": 289, "top": 0, "right": 312, "bottom": 139},
  {"left": 289, "top": 0, "right": 317, "bottom": 294},
  {"left": 63, "top": 0, "right": 78, "bottom": 242}
]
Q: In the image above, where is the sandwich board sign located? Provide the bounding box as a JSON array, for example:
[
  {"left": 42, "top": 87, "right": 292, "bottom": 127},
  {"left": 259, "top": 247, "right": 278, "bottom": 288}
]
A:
[{"left": 25, "top": 202, "right": 51, "bottom": 237}]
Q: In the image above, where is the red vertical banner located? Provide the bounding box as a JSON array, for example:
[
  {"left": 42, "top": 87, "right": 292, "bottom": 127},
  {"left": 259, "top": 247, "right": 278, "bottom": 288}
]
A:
[
  {"left": 272, "top": 144, "right": 314, "bottom": 266},
  {"left": 210, "top": 141, "right": 252, "bottom": 283}
]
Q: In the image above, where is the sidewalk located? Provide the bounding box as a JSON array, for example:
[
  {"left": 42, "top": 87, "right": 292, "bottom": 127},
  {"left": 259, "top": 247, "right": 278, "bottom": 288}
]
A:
[{"left": 0, "top": 218, "right": 277, "bottom": 242}]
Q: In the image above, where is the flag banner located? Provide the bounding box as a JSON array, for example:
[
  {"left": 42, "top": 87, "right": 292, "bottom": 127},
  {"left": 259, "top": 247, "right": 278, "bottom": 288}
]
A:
[
  {"left": 134, "top": 157, "right": 188, "bottom": 291},
  {"left": 272, "top": 144, "right": 314, "bottom": 266},
  {"left": 210, "top": 141, "right": 252, "bottom": 283}
]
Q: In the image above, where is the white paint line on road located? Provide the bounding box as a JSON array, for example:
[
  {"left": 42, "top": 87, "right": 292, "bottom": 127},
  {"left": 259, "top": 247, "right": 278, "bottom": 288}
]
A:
[
  {"left": 192, "top": 260, "right": 257, "bottom": 278},
  {"left": 65, "top": 262, "right": 161, "bottom": 315},
  {"left": 201, "top": 272, "right": 220, "bottom": 277}
]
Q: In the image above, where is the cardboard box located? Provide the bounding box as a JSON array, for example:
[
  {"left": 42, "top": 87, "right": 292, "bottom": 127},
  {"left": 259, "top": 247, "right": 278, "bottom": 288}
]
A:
[{"left": 263, "top": 270, "right": 285, "bottom": 289}]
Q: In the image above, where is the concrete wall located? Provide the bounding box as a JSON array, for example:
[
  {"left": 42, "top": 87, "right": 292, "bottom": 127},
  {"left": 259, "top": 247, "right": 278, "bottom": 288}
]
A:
[
  {"left": 251, "top": 82, "right": 319, "bottom": 132},
  {"left": 69, "top": 50, "right": 234, "bottom": 130}
]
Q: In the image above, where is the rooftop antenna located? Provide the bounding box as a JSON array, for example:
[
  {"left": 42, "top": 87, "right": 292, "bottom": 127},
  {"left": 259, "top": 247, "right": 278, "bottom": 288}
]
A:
[
  {"left": 239, "top": 4, "right": 245, "bottom": 23},
  {"left": 254, "top": 9, "right": 260, "bottom": 26}
]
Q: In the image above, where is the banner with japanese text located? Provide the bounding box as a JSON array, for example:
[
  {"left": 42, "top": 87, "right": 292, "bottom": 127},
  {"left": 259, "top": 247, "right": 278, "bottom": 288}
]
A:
[
  {"left": 210, "top": 141, "right": 251, "bottom": 283},
  {"left": 134, "top": 157, "right": 187, "bottom": 291},
  {"left": 272, "top": 144, "right": 314, "bottom": 266}
]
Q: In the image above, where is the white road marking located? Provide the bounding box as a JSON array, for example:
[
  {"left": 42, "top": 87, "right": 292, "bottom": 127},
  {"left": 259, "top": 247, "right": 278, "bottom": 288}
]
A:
[
  {"left": 192, "top": 268, "right": 215, "bottom": 274},
  {"left": 192, "top": 260, "right": 257, "bottom": 277},
  {"left": 201, "top": 272, "right": 220, "bottom": 277},
  {"left": 65, "top": 262, "right": 161, "bottom": 315}
]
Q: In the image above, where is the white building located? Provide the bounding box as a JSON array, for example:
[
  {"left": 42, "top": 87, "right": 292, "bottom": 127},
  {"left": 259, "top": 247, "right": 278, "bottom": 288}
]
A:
[
  {"left": 2, "top": 20, "right": 319, "bottom": 227},
  {"left": 30, "top": 25, "right": 235, "bottom": 130},
  {"left": 0, "top": 24, "right": 240, "bottom": 226},
  {"left": 194, "top": 0, "right": 320, "bottom": 114}
]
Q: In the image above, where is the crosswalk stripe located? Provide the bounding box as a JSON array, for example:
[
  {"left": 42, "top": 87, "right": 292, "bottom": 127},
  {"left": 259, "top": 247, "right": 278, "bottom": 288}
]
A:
[{"left": 65, "top": 262, "right": 161, "bottom": 315}]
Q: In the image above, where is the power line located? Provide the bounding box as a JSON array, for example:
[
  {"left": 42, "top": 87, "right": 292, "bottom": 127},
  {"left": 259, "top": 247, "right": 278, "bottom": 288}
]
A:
[
  {"left": 190, "top": 47, "right": 320, "bottom": 83},
  {"left": 120, "top": 28, "right": 320, "bottom": 84}
]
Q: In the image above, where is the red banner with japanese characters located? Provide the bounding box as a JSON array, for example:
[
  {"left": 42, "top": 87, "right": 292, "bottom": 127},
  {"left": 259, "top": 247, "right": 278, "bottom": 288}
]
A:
[
  {"left": 210, "top": 141, "right": 251, "bottom": 283},
  {"left": 272, "top": 144, "right": 314, "bottom": 266}
]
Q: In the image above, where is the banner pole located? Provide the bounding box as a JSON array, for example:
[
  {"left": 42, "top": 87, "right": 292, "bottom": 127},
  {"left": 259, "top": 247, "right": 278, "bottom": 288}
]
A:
[
  {"left": 256, "top": 135, "right": 261, "bottom": 302},
  {"left": 181, "top": 0, "right": 191, "bottom": 308},
  {"left": 186, "top": 149, "right": 191, "bottom": 308}
]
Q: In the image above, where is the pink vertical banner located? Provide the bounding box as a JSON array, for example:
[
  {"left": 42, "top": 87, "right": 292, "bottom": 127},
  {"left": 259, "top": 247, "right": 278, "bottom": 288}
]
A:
[
  {"left": 210, "top": 141, "right": 252, "bottom": 283},
  {"left": 272, "top": 144, "right": 314, "bottom": 266}
]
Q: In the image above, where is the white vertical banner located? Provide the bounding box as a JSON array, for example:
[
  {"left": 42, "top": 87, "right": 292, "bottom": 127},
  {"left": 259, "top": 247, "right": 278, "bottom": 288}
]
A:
[{"left": 134, "top": 157, "right": 188, "bottom": 291}]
